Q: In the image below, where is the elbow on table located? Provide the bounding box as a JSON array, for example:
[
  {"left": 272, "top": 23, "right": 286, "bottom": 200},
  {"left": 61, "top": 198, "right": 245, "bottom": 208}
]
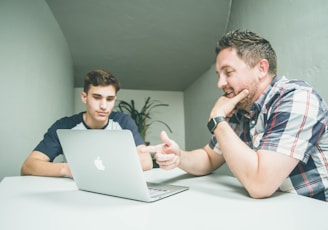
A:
[
  {"left": 246, "top": 186, "right": 276, "bottom": 199},
  {"left": 20, "top": 162, "right": 29, "bottom": 176},
  {"left": 20, "top": 167, "right": 26, "bottom": 176}
]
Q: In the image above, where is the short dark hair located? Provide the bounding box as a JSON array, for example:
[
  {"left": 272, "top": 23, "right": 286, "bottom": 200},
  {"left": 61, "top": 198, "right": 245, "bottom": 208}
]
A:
[
  {"left": 83, "top": 69, "right": 121, "bottom": 93},
  {"left": 216, "top": 30, "right": 277, "bottom": 76}
]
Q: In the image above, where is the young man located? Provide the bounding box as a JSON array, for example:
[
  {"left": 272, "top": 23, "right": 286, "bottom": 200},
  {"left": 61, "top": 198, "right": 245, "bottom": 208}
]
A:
[
  {"left": 21, "top": 69, "right": 152, "bottom": 177},
  {"left": 144, "top": 30, "right": 328, "bottom": 201}
]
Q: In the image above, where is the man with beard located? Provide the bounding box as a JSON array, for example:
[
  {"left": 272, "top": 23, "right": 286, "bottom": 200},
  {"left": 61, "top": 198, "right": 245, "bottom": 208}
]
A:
[{"left": 143, "top": 30, "right": 328, "bottom": 201}]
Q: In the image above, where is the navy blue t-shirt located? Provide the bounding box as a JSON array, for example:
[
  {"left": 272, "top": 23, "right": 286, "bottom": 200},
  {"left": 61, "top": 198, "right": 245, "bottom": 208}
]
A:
[{"left": 34, "top": 111, "right": 144, "bottom": 161}]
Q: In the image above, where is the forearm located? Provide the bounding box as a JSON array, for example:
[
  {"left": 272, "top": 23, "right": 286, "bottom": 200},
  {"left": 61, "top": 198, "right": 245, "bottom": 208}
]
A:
[
  {"left": 178, "top": 148, "right": 222, "bottom": 176},
  {"left": 139, "top": 153, "right": 153, "bottom": 171},
  {"left": 21, "top": 157, "right": 71, "bottom": 177},
  {"left": 137, "top": 145, "right": 153, "bottom": 171},
  {"left": 214, "top": 120, "right": 301, "bottom": 198},
  {"left": 213, "top": 121, "right": 268, "bottom": 196}
]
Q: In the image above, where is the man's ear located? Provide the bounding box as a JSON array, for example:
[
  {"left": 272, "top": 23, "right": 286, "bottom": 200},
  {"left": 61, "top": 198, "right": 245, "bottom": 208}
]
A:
[
  {"left": 258, "top": 59, "right": 269, "bottom": 80},
  {"left": 80, "top": 91, "right": 87, "bottom": 104}
]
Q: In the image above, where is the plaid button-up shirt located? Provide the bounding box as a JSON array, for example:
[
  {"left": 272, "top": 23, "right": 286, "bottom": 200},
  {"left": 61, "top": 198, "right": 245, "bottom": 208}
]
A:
[{"left": 209, "top": 76, "right": 328, "bottom": 201}]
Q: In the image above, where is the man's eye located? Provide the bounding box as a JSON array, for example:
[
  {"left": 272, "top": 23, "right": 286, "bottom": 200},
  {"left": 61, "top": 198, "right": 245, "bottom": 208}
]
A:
[
  {"left": 107, "top": 96, "right": 116, "bottom": 101},
  {"left": 226, "top": 71, "right": 233, "bottom": 76}
]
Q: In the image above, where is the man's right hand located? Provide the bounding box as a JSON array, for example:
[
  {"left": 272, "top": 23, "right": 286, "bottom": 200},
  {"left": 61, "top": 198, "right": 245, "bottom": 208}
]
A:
[{"left": 142, "top": 131, "right": 181, "bottom": 170}]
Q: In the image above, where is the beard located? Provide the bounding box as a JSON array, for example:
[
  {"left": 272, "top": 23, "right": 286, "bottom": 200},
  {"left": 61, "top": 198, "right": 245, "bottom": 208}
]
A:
[
  {"left": 236, "top": 101, "right": 249, "bottom": 111},
  {"left": 235, "top": 90, "right": 253, "bottom": 111}
]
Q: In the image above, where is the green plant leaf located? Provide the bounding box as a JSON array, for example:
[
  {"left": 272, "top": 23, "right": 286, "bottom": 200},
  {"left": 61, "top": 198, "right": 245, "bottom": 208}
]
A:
[{"left": 116, "top": 97, "right": 172, "bottom": 141}]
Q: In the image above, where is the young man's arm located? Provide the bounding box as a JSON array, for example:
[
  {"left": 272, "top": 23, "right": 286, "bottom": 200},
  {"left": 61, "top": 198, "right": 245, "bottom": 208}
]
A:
[
  {"left": 136, "top": 145, "right": 153, "bottom": 170},
  {"left": 20, "top": 151, "right": 72, "bottom": 177}
]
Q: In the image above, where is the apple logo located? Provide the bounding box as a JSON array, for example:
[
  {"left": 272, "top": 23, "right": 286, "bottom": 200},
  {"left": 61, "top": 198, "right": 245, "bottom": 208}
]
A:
[{"left": 94, "top": 156, "right": 105, "bottom": 171}]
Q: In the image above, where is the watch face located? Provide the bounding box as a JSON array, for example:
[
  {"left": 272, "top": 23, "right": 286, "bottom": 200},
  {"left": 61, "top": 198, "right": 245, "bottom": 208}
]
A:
[
  {"left": 207, "top": 119, "right": 216, "bottom": 134},
  {"left": 207, "top": 116, "right": 225, "bottom": 134}
]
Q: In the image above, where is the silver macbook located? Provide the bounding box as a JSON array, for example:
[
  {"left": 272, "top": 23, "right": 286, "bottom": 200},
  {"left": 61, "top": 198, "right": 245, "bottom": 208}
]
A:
[{"left": 57, "top": 129, "right": 188, "bottom": 202}]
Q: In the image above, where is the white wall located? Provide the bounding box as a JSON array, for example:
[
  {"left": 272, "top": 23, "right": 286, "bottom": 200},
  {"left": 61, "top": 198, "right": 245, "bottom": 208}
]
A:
[
  {"left": 0, "top": 0, "right": 73, "bottom": 181},
  {"left": 184, "top": 65, "right": 221, "bottom": 149},
  {"left": 74, "top": 88, "right": 185, "bottom": 148}
]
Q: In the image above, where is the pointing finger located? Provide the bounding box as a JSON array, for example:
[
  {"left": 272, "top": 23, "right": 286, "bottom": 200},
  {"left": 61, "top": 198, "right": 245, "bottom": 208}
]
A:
[{"left": 141, "top": 145, "right": 158, "bottom": 153}]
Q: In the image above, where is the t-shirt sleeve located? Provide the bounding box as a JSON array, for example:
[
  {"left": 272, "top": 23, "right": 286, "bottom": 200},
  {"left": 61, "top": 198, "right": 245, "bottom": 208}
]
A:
[{"left": 34, "top": 120, "right": 64, "bottom": 162}]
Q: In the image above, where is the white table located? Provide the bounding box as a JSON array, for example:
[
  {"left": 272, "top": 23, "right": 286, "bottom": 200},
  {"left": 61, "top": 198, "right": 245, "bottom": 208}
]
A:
[{"left": 0, "top": 168, "right": 327, "bottom": 230}]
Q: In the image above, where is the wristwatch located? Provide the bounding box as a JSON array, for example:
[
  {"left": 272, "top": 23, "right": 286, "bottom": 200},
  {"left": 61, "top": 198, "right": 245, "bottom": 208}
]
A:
[{"left": 207, "top": 116, "right": 226, "bottom": 134}]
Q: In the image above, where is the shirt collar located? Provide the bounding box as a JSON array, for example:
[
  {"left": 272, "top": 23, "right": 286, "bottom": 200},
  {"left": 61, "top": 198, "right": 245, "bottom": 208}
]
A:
[{"left": 251, "top": 75, "right": 281, "bottom": 114}]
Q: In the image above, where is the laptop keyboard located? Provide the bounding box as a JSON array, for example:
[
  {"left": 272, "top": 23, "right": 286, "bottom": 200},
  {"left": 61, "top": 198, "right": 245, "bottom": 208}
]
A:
[{"left": 148, "top": 187, "right": 169, "bottom": 196}]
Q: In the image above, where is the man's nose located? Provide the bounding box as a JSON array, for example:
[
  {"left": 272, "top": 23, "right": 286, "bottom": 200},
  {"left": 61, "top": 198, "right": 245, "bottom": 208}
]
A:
[
  {"left": 100, "top": 99, "right": 107, "bottom": 109},
  {"left": 217, "top": 76, "right": 227, "bottom": 89}
]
